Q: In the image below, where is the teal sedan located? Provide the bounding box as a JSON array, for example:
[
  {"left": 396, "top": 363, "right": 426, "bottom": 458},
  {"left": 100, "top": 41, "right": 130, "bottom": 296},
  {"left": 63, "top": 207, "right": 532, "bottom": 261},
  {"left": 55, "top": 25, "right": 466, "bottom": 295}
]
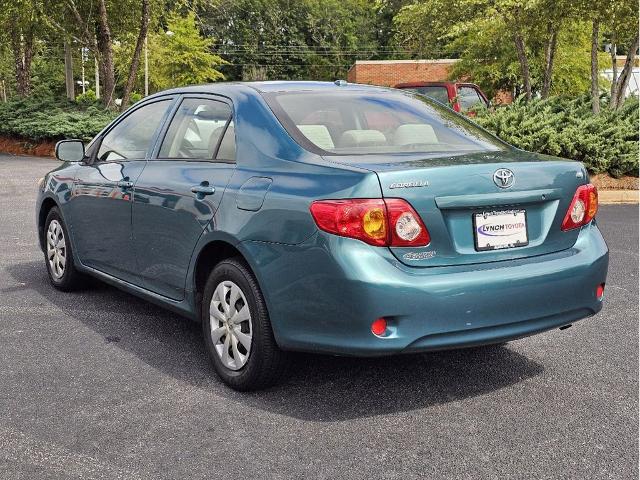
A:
[{"left": 36, "top": 81, "right": 608, "bottom": 390}]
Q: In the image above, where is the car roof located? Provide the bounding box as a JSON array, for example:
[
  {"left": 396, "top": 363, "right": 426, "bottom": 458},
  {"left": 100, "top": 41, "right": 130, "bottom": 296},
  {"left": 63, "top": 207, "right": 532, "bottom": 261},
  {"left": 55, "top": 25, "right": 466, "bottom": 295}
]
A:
[
  {"left": 243, "top": 81, "right": 390, "bottom": 93},
  {"left": 150, "top": 81, "right": 392, "bottom": 98}
]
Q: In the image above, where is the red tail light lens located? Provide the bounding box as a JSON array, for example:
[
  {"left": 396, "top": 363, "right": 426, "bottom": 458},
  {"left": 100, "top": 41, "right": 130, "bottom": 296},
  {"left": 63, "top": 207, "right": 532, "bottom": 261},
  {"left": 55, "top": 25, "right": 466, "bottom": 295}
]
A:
[
  {"left": 561, "top": 184, "right": 598, "bottom": 231},
  {"left": 309, "top": 199, "right": 388, "bottom": 246},
  {"left": 309, "top": 198, "right": 430, "bottom": 247}
]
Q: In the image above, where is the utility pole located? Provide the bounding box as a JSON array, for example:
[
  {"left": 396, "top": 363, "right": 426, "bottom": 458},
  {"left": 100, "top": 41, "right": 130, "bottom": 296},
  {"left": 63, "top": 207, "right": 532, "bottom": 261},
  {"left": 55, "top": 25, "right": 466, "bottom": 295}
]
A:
[
  {"left": 81, "top": 49, "right": 86, "bottom": 95},
  {"left": 144, "top": 35, "right": 149, "bottom": 96},
  {"left": 64, "top": 41, "right": 75, "bottom": 100},
  {"left": 95, "top": 56, "right": 100, "bottom": 99}
]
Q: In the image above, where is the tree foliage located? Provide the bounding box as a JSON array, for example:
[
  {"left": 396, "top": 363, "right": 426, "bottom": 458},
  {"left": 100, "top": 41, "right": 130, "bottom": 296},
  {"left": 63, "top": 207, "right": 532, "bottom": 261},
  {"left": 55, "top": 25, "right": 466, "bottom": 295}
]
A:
[
  {"left": 149, "top": 12, "right": 225, "bottom": 89},
  {"left": 394, "top": 0, "right": 638, "bottom": 104},
  {"left": 200, "top": 0, "right": 382, "bottom": 81}
]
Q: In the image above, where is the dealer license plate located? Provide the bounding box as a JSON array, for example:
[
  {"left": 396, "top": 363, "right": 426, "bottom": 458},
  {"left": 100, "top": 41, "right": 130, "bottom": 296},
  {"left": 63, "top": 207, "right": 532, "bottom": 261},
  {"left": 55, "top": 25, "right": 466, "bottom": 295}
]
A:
[{"left": 473, "top": 210, "right": 528, "bottom": 251}]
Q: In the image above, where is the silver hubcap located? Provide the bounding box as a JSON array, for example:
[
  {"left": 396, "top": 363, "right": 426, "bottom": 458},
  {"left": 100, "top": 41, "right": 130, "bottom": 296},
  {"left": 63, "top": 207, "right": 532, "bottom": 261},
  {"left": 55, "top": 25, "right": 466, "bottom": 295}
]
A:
[
  {"left": 209, "top": 280, "right": 253, "bottom": 370},
  {"left": 46, "top": 220, "right": 66, "bottom": 279}
]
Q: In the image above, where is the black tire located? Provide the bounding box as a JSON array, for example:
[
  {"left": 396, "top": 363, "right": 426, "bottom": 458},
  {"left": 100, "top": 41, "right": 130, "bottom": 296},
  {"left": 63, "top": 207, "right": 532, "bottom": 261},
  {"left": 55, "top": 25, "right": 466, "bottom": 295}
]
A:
[
  {"left": 43, "top": 207, "right": 84, "bottom": 291},
  {"left": 202, "top": 257, "right": 288, "bottom": 391}
]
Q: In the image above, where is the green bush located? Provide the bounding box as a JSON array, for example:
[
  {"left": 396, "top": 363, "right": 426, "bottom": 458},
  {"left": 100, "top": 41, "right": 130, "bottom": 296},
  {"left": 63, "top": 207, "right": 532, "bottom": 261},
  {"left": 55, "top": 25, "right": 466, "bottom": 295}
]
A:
[
  {"left": 75, "top": 90, "right": 98, "bottom": 106},
  {"left": 0, "top": 96, "right": 118, "bottom": 142},
  {"left": 130, "top": 92, "right": 143, "bottom": 104},
  {"left": 474, "top": 94, "right": 639, "bottom": 177}
]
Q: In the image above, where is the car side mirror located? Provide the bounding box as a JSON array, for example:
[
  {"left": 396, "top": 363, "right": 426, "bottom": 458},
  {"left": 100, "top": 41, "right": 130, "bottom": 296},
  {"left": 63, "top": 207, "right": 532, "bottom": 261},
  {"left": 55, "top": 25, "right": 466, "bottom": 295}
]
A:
[{"left": 55, "top": 139, "right": 85, "bottom": 162}]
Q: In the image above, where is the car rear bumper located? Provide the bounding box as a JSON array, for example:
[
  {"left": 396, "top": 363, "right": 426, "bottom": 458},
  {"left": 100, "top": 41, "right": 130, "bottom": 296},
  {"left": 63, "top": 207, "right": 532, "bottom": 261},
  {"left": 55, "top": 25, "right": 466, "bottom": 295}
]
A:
[{"left": 242, "top": 222, "right": 608, "bottom": 356}]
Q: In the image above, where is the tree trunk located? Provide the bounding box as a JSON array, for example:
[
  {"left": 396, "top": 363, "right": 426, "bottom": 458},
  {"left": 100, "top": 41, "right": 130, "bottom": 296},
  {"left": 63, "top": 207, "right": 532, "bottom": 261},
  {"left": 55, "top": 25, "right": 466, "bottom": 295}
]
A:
[
  {"left": 95, "top": 0, "right": 115, "bottom": 108},
  {"left": 590, "top": 19, "right": 600, "bottom": 114},
  {"left": 612, "top": 33, "right": 640, "bottom": 109},
  {"left": 120, "top": 0, "right": 151, "bottom": 111},
  {"left": 64, "top": 41, "right": 75, "bottom": 100},
  {"left": 541, "top": 27, "right": 558, "bottom": 99},
  {"left": 9, "top": 26, "right": 34, "bottom": 97},
  {"left": 514, "top": 33, "right": 532, "bottom": 100}
]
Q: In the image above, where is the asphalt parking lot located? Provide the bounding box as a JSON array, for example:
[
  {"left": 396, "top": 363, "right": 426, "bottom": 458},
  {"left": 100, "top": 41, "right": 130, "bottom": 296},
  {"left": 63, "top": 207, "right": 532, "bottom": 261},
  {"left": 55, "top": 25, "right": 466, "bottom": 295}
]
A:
[{"left": 0, "top": 154, "right": 638, "bottom": 479}]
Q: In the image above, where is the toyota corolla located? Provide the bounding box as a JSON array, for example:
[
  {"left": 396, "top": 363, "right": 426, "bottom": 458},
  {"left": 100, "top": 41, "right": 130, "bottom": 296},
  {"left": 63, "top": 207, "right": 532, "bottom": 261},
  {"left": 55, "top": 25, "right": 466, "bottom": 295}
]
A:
[{"left": 37, "top": 81, "right": 609, "bottom": 390}]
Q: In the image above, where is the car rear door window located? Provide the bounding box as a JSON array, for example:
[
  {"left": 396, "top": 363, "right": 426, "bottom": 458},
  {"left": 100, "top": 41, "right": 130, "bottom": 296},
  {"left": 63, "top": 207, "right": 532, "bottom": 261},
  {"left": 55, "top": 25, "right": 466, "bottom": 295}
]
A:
[
  {"left": 159, "top": 98, "right": 232, "bottom": 160},
  {"left": 97, "top": 100, "right": 172, "bottom": 162}
]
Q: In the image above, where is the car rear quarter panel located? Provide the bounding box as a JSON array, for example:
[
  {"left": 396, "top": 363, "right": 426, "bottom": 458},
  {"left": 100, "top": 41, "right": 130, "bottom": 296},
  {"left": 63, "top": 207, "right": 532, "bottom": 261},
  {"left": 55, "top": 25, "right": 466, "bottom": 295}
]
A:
[{"left": 204, "top": 88, "right": 382, "bottom": 246}]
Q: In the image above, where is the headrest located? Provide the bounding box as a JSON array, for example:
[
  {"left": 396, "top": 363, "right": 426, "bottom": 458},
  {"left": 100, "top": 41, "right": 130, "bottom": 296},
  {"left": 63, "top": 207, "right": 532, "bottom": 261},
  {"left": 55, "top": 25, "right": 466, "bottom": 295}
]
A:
[
  {"left": 297, "top": 125, "right": 335, "bottom": 150},
  {"left": 393, "top": 124, "right": 438, "bottom": 145},
  {"left": 338, "top": 130, "right": 386, "bottom": 148}
]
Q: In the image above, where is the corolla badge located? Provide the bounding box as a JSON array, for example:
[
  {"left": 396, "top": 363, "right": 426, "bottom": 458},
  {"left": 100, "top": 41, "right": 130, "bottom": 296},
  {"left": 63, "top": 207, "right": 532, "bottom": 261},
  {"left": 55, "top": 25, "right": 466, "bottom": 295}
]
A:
[
  {"left": 493, "top": 168, "right": 514, "bottom": 188},
  {"left": 389, "top": 180, "right": 429, "bottom": 189},
  {"left": 403, "top": 251, "right": 436, "bottom": 260}
]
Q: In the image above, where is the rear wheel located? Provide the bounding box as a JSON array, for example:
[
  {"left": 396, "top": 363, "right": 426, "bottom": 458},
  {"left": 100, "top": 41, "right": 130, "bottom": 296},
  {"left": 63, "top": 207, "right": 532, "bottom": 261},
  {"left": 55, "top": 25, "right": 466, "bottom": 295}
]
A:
[
  {"left": 44, "top": 207, "right": 83, "bottom": 291},
  {"left": 202, "top": 258, "right": 288, "bottom": 391}
]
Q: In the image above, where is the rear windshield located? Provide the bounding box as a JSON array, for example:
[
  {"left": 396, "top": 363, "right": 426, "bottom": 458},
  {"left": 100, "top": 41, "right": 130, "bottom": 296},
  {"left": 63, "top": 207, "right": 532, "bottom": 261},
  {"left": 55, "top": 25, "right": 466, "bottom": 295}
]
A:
[{"left": 263, "top": 90, "right": 506, "bottom": 156}]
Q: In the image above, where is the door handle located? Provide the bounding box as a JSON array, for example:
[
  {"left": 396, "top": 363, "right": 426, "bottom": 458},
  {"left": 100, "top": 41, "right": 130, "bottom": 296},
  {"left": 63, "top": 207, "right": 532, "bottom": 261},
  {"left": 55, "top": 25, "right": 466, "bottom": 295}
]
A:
[
  {"left": 191, "top": 184, "right": 216, "bottom": 196},
  {"left": 117, "top": 180, "right": 134, "bottom": 189}
]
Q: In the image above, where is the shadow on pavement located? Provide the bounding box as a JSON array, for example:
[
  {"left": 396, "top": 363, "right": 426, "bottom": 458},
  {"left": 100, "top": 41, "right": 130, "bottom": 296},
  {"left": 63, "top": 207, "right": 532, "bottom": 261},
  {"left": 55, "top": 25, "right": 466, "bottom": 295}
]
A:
[{"left": 6, "top": 261, "right": 544, "bottom": 422}]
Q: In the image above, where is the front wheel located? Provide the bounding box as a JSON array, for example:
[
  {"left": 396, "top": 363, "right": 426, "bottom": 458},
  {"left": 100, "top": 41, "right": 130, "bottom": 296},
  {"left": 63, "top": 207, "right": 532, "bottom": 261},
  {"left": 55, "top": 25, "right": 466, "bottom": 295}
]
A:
[
  {"left": 43, "top": 207, "right": 84, "bottom": 291},
  {"left": 202, "top": 258, "right": 288, "bottom": 391}
]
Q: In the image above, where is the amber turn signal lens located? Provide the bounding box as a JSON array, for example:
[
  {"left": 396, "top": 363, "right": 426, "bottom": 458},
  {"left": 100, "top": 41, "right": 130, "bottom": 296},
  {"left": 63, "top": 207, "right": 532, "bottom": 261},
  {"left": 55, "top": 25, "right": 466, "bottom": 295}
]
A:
[
  {"left": 587, "top": 190, "right": 598, "bottom": 219},
  {"left": 363, "top": 207, "right": 387, "bottom": 240}
]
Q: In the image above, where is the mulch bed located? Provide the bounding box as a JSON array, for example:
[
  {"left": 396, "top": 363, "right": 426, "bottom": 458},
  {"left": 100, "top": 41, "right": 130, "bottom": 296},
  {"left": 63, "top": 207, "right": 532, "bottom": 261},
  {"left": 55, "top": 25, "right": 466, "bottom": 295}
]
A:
[
  {"left": 0, "top": 136, "right": 55, "bottom": 157},
  {"left": 591, "top": 174, "right": 638, "bottom": 191}
]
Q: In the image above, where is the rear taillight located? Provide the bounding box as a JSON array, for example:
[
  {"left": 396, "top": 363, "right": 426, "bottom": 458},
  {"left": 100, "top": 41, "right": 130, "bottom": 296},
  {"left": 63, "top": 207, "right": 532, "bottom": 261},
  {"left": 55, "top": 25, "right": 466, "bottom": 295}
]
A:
[
  {"left": 309, "top": 198, "right": 430, "bottom": 247},
  {"left": 385, "top": 199, "right": 431, "bottom": 246},
  {"left": 561, "top": 184, "right": 598, "bottom": 231}
]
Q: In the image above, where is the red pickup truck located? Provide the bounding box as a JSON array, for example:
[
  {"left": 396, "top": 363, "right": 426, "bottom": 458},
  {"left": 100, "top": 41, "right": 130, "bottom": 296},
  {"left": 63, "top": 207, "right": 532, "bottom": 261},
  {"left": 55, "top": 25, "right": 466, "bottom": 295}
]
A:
[{"left": 395, "top": 81, "right": 489, "bottom": 115}]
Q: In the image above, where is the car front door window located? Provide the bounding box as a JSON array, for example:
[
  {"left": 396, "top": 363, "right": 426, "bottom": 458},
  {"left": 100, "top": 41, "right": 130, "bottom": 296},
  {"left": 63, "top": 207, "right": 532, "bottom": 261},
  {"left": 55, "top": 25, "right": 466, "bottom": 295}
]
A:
[{"left": 97, "top": 100, "right": 172, "bottom": 162}]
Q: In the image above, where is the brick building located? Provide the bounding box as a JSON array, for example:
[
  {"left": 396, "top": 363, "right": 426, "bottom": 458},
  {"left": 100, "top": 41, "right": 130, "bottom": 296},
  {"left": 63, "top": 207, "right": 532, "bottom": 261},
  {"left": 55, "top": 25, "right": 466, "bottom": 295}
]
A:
[
  {"left": 346, "top": 59, "right": 457, "bottom": 87},
  {"left": 346, "top": 59, "right": 513, "bottom": 104}
]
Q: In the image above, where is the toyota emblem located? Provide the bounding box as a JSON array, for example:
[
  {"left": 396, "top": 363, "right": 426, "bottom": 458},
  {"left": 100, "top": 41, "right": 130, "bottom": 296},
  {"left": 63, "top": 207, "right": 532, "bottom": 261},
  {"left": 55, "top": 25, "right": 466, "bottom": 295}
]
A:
[{"left": 493, "top": 168, "right": 515, "bottom": 188}]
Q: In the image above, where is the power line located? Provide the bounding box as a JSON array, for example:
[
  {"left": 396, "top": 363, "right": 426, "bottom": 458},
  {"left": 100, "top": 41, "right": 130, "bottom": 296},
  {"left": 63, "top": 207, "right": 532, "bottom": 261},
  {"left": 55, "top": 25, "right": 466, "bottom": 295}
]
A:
[{"left": 225, "top": 63, "right": 354, "bottom": 67}]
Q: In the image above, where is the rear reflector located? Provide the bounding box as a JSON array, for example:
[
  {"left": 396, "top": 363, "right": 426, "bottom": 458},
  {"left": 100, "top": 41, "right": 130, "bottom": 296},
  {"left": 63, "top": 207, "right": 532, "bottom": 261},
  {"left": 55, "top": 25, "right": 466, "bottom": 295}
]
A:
[
  {"left": 596, "top": 283, "right": 605, "bottom": 300},
  {"left": 371, "top": 317, "right": 387, "bottom": 336},
  {"left": 561, "top": 184, "right": 598, "bottom": 231},
  {"left": 310, "top": 198, "right": 430, "bottom": 247}
]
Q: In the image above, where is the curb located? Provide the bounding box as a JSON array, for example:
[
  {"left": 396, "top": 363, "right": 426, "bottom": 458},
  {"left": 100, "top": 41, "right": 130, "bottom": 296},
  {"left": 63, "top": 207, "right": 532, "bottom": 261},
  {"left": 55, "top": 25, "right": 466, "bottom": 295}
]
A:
[{"left": 599, "top": 190, "right": 639, "bottom": 204}]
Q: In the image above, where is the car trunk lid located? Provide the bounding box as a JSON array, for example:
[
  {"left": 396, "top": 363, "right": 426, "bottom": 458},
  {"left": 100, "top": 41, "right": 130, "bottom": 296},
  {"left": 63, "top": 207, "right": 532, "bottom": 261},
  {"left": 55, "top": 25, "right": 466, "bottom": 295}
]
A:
[{"left": 323, "top": 151, "right": 587, "bottom": 267}]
